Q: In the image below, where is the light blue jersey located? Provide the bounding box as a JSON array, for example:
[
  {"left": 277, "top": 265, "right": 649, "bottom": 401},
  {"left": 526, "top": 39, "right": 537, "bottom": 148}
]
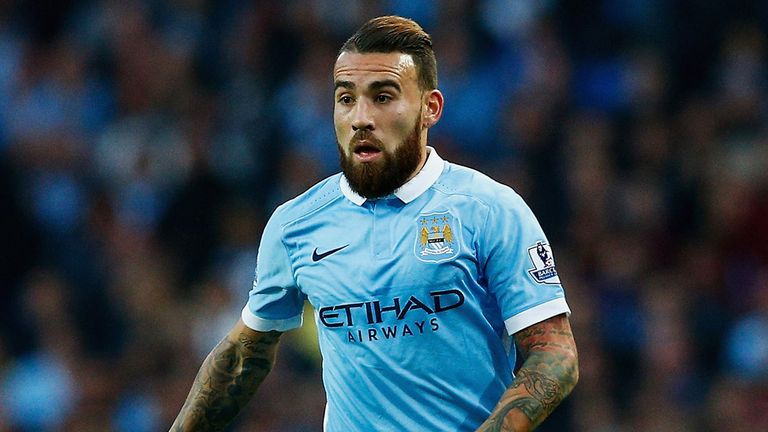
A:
[{"left": 243, "top": 148, "right": 570, "bottom": 431}]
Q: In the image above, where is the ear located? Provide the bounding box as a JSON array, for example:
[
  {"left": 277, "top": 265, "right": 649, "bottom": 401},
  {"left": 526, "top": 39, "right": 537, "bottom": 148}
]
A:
[{"left": 422, "top": 89, "right": 444, "bottom": 129}]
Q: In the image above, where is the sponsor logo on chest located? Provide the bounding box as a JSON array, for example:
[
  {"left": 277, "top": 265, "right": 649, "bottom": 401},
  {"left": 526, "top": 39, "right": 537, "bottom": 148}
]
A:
[{"left": 318, "top": 289, "right": 465, "bottom": 343}]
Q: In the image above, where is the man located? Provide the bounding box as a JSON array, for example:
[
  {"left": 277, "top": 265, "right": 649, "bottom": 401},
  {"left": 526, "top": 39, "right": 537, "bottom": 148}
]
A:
[{"left": 171, "top": 16, "right": 578, "bottom": 432}]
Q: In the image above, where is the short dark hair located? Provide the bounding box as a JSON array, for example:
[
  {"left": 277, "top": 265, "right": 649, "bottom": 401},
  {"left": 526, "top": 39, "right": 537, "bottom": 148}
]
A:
[{"left": 340, "top": 16, "right": 437, "bottom": 90}]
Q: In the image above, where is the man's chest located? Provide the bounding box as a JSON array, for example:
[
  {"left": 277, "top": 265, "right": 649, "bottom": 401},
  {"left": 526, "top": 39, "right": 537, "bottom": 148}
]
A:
[{"left": 284, "top": 200, "right": 481, "bottom": 310}]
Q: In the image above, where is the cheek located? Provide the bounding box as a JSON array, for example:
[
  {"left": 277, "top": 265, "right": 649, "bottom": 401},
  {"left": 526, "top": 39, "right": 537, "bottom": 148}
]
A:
[
  {"left": 392, "top": 108, "right": 418, "bottom": 135},
  {"left": 334, "top": 114, "right": 348, "bottom": 140}
]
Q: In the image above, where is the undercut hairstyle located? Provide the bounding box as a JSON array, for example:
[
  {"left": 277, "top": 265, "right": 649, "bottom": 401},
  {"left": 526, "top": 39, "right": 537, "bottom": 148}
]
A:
[{"left": 340, "top": 16, "right": 438, "bottom": 90}]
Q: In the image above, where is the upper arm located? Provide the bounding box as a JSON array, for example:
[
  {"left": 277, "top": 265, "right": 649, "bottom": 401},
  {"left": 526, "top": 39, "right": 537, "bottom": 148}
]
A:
[
  {"left": 513, "top": 314, "right": 577, "bottom": 362},
  {"left": 228, "top": 318, "right": 284, "bottom": 359},
  {"left": 243, "top": 208, "right": 305, "bottom": 332},
  {"left": 480, "top": 191, "right": 570, "bottom": 335}
]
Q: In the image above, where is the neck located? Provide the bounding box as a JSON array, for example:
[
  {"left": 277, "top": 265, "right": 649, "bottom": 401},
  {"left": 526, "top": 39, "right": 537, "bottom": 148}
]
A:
[{"left": 404, "top": 145, "right": 429, "bottom": 183}]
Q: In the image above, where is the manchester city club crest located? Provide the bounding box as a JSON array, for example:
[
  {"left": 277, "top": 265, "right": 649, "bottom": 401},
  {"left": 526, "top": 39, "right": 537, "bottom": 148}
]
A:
[
  {"left": 527, "top": 241, "right": 561, "bottom": 284},
  {"left": 415, "top": 211, "right": 460, "bottom": 263}
]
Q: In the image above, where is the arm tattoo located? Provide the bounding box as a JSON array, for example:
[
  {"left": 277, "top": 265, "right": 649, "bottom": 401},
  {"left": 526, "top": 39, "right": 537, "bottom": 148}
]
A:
[
  {"left": 171, "top": 330, "right": 282, "bottom": 431},
  {"left": 477, "top": 315, "right": 578, "bottom": 432},
  {"left": 507, "top": 367, "right": 562, "bottom": 422},
  {"left": 476, "top": 398, "right": 539, "bottom": 432}
]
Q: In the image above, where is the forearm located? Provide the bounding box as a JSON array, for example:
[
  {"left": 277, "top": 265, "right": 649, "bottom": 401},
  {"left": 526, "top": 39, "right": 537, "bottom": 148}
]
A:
[
  {"left": 477, "top": 315, "right": 579, "bottom": 432},
  {"left": 170, "top": 325, "right": 282, "bottom": 431},
  {"left": 478, "top": 351, "right": 578, "bottom": 431}
]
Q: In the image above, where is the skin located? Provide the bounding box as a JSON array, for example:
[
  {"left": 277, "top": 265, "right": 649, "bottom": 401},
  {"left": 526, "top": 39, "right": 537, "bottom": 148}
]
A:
[
  {"left": 169, "top": 319, "right": 281, "bottom": 431},
  {"left": 475, "top": 314, "right": 579, "bottom": 432},
  {"left": 333, "top": 51, "right": 443, "bottom": 181},
  {"left": 170, "top": 51, "right": 577, "bottom": 431}
]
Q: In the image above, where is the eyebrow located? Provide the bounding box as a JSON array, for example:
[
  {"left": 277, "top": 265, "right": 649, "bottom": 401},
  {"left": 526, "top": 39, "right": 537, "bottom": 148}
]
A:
[
  {"left": 369, "top": 79, "right": 401, "bottom": 93},
  {"left": 333, "top": 79, "right": 402, "bottom": 93},
  {"left": 334, "top": 80, "right": 355, "bottom": 91}
]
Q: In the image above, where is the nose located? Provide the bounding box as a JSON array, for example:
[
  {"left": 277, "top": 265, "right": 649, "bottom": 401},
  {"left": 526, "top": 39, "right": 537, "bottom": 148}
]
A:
[{"left": 351, "top": 99, "right": 374, "bottom": 131}]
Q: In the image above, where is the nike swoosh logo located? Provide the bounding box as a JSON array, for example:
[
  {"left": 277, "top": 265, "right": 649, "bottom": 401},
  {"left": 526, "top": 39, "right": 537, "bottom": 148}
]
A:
[{"left": 312, "top": 244, "right": 349, "bottom": 262}]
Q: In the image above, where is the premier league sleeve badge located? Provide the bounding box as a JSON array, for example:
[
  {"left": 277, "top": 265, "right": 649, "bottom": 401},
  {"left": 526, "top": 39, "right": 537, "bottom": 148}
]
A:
[{"left": 527, "top": 241, "right": 561, "bottom": 284}]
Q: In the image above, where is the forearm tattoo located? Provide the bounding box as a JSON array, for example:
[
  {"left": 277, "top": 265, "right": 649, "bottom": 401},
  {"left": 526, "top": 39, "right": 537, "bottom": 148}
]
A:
[
  {"left": 171, "top": 330, "right": 282, "bottom": 431},
  {"left": 477, "top": 316, "right": 578, "bottom": 432}
]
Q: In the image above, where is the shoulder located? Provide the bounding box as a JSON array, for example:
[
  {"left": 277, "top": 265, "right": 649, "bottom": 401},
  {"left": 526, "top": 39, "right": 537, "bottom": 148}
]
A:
[
  {"left": 270, "top": 173, "right": 345, "bottom": 227},
  {"left": 433, "top": 161, "right": 528, "bottom": 214}
]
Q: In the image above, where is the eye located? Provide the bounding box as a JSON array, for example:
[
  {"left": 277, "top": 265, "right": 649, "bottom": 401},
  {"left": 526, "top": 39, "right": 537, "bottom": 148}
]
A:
[
  {"left": 338, "top": 95, "right": 354, "bottom": 105},
  {"left": 375, "top": 94, "right": 392, "bottom": 103}
]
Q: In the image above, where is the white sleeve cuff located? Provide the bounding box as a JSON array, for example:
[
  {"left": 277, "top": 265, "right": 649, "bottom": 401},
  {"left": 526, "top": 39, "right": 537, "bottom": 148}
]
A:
[
  {"left": 504, "top": 297, "right": 571, "bottom": 335},
  {"left": 241, "top": 306, "right": 303, "bottom": 332}
]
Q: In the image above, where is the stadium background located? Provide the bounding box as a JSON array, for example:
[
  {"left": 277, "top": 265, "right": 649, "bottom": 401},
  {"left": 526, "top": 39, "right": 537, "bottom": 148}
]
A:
[{"left": 1, "top": 0, "right": 767, "bottom": 430}]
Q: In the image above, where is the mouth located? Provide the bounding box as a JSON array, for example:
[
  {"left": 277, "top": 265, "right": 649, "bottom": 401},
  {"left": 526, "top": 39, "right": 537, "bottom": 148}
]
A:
[{"left": 353, "top": 141, "right": 382, "bottom": 163}]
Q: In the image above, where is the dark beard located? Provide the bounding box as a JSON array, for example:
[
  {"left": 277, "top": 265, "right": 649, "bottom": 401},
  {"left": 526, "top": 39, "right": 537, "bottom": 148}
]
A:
[{"left": 339, "top": 117, "right": 423, "bottom": 199}]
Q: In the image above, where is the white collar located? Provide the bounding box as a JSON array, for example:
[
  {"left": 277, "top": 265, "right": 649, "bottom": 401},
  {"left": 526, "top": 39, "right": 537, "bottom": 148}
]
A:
[{"left": 340, "top": 146, "right": 445, "bottom": 206}]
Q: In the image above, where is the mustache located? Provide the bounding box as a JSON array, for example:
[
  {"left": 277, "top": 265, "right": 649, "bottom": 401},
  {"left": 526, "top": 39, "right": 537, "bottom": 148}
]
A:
[{"left": 349, "top": 130, "right": 383, "bottom": 148}]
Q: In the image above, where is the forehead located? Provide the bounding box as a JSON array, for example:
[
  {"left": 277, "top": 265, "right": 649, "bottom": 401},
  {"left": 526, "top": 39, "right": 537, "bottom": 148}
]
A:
[{"left": 334, "top": 51, "right": 418, "bottom": 87}]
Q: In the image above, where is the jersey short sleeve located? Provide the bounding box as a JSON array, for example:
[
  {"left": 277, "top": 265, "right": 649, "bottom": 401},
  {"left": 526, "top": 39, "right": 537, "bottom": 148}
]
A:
[
  {"left": 242, "top": 208, "right": 305, "bottom": 332},
  {"left": 480, "top": 190, "right": 570, "bottom": 335}
]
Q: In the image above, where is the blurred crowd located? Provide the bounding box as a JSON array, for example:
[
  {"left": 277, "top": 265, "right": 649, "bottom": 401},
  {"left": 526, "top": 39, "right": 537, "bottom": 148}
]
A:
[{"left": 1, "top": 0, "right": 767, "bottom": 431}]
